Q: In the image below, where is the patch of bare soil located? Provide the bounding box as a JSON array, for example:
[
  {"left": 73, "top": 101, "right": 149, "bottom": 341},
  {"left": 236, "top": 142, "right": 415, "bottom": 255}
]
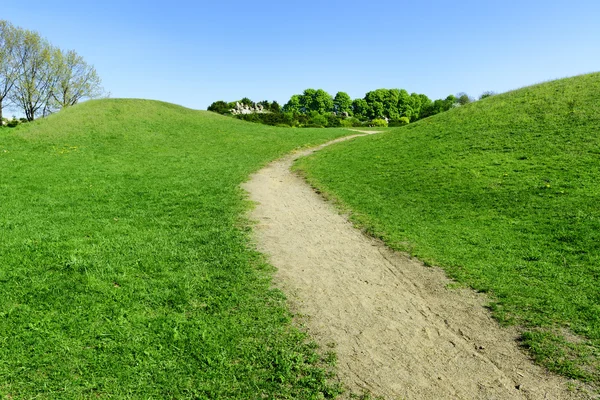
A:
[{"left": 242, "top": 132, "right": 593, "bottom": 399}]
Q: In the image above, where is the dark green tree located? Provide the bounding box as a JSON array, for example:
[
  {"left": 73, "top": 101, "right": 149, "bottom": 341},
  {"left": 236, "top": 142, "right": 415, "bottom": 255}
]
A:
[
  {"left": 239, "top": 97, "right": 253, "bottom": 106},
  {"left": 258, "top": 100, "right": 271, "bottom": 109},
  {"left": 456, "top": 92, "right": 472, "bottom": 106},
  {"left": 479, "top": 91, "right": 495, "bottom": 100},
  {"left": 383, "top": 89, "right": 401, "bottom": 120},
  {"left": 270, "top": 100, "right": 281, "bottom": 113},
  {"left": 207, "top": 100, "right": 230, "bottom": 114},
  {"left": 352, "top": 98, "right": 369, "bottom": 120},
  {"left": 444, "top": 94, "right": 457, "bottom": 109},
  {"left": 364, "top": 89, "right": 386, "bottom": 119},
  {"left": 416, "top": 94, "right": 432, "bottom": 119}
]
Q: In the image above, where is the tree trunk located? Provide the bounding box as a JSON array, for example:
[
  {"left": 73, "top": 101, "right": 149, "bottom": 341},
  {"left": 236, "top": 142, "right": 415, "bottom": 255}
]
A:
[
  {"left": 25, "top": 103, "right": 34, "bottom": 121},
  {"left": 0, "top": 98, "right": 3, "bottom": 123}
]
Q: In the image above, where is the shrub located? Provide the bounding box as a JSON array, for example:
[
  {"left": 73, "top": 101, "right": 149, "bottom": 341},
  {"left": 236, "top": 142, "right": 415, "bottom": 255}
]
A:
[
  {"left": 235, "top": 113, "right": 261, "bottom": 124},
  {"left": 339, "top": 117, "right": 362, "bottom": 127},
  {"left": 370, "top": 118, "right": 388, "bottom": 127},
  {"left": 340, "top": 119, "right": 354, "bottom": 128},
  {"left": 307, "top": 112, "right": 327, "bottom": 128},
  {"left": 326, "top": 114, "right": 342, "bottom": 127},
  {"left": 456, "top": 92, "right": 473, "bottom": 106},
  {"left": 282, "top": 112, "right": 298, "bottom": 127},
  {"left": 207, "top": 100, "right": 231, "bottom": 114},
  {"left": 388, "top": 117, "right": 410, "bottom": 127},
  {"left": 479, "top": 91, "right": 496, "bottom": 100},
  {"left": 270, "top": 101, "right": 281, "bottom": 113}
]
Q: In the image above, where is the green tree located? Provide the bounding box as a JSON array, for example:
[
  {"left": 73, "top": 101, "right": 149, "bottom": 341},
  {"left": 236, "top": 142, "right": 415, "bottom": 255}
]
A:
[
  {"left": 386, "top": 89, "right": 402, "bottom": 120},
  {"left": 397, "top": 89, "right": 414, "bottom": 120},
  {"left": 302, "top": 88, "right": 333, "bottom": 114},
  {"left": 333, "top": 91, "right": 353, "bottom": 116},
  {"left": 283, "top": 89, "right": 333, "bottom": 115},
  {"left": 299, "top": 88, "right": 316, "bottom": 112},
  {"left": 407, "top": 92, "right": 425, "bottom": 121},
  {"left": 416, "top": 94, "right": 432, "bottom": 119},
  {"left": 283, "top": 94, "right": 301, "bottom": 113},
  {"left": 444, "top": 94, "right": 457, "bottom": 109},
  {"left": 421, "top": 94, "right": 456, "bottom": 118}
]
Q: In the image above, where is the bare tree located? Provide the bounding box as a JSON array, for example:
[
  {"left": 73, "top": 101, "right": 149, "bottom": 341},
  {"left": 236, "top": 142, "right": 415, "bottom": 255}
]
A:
[
  {"left": 0, "top": 20, "right": 19, "bottom": 121},
  {"left": 10, "top": 28, "right": 57, "bottom": 121},
  {"left": 51, "top": 49, "right": 103, "bottom": 109}
]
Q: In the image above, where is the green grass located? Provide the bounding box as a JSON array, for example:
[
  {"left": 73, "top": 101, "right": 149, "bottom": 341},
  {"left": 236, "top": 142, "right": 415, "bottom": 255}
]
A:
[
  {"left": 0, "top": 99, "right": 351, "bottom": 399},
  {"left": 296, "top": 72, "right": 600, "bottom": 385}
]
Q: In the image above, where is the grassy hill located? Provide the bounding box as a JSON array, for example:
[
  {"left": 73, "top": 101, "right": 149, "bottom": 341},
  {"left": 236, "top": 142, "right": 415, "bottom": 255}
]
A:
[
  {"left": 0, "top": 99, "right": 350, "bottom": 398},
  {"left": 296, "top": 72, "right": 600, "bottom": 385}
]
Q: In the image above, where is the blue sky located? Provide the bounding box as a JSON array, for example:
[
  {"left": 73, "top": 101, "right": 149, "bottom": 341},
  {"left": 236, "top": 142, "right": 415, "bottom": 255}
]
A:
[{"left": 3, "top": 0, "right": 599, "bottom": 110}]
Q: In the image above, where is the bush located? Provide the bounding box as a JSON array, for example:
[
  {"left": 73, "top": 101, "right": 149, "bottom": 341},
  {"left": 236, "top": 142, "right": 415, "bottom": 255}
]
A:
[
  {"left": 326, "top": 114, "right": 342, "bottom": 127},
  {"left": 479, "top": 91, "right": 496, "bottom": 100},
  {"left": 207, "top": 100, "right": 231, "bottom": 114},
  {"left": 339, "top": 117, "right": 362, "bottom": 127},
  {"left": 370, "top": 118, "right": 388, "bottom": 127},
  {"left": 306, "top": 112, "right": 327, "bottom": 128},
  {"left": 283, "top": 112, "right": 299, "bottom": 127},
  {"left": 235, "top": 113, "right": 261, "bottom": 124},
  {"left": 6, "top": 118, "right": 19, "bottom": 128},
  {"left": 340, "top": 119, "right": 354, "bottom": 128},
  {"left": 388, "top": 117, "right": 410, "bottom": 127}
]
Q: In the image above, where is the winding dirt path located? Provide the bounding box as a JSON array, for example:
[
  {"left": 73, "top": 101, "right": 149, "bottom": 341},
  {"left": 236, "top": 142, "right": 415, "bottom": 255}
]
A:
[{"left": 243, "top": 132, "right": 591, "bottom": 399}]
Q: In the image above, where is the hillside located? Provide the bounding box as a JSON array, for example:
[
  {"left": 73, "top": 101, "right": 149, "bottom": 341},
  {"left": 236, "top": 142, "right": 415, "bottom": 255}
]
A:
[
  {"left": 296, "top": 73, "right": 600, "bottom": 385},
  {"left": 0, "top": 99, "right": 350, "bottom": 398}
]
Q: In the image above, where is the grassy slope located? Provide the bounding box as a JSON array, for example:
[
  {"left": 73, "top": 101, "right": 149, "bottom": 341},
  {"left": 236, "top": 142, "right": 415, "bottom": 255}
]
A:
[
  {"left": 296, "top": 73, "right": 600, "bottom": 384},
  {"left": 0, "top": 99, "right": 350, "bottom": 399}
]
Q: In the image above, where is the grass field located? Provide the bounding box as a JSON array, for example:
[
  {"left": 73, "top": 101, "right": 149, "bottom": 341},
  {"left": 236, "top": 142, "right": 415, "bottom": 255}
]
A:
[
  {"left": 296, "top": 73, "right": 600, "bottom": 385},
  {"left": 0, "top": 99, "right": 350, "bottom": 399}
]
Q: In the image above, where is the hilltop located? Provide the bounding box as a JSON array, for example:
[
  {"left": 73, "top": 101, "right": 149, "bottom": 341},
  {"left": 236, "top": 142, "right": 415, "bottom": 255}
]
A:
[
  {"left": 296, "top": 72, "right": 600, "bottom": 386},
  {"left": 0, "top": 99, "right": 350, "bottom": 398}
]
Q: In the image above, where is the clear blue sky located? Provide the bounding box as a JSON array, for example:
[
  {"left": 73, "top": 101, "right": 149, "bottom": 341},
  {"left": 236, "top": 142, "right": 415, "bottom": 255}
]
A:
[{"left": 4, "top": 0, "right": 599, "bottom": 110}]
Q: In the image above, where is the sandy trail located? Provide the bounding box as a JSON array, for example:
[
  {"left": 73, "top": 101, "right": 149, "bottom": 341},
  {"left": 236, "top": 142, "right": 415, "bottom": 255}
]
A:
[{"left": 243, "top": 131, "right": 590, "bottom": 399}]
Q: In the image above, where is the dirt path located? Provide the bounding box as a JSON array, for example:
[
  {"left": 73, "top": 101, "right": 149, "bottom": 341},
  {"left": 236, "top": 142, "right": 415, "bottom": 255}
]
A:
[{"left": 242, "top": 132, "right": 591, "bottom": 399}]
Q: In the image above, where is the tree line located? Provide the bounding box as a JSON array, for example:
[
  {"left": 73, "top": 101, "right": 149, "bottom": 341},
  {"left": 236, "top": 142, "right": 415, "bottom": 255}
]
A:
[
  {"left": 0, "top": 20, "right": 103, "bottom": 123},
  {"left": 208, "top": 89, "right": 494, "bottom": 128}
]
